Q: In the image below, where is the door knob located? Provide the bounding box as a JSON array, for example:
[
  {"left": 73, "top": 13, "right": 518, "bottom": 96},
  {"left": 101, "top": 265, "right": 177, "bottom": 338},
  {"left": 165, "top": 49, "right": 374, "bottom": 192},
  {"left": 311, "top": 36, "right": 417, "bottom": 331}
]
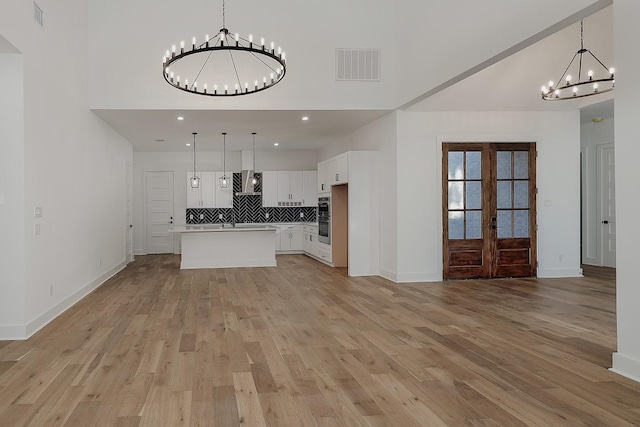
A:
[{"left": 602, "top": 220, "right": 609, "bottom": 224}]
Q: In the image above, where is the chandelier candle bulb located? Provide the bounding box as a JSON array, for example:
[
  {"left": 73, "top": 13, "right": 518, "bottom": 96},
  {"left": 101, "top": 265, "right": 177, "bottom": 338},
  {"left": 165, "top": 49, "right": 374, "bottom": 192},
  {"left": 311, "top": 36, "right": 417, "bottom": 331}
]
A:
[
  {"left": 180, "top": 40, "right": 184, "bottom": 53},
  {"left": 610, "top": 68, "right": 615, "bottom": 76},
  {"left": 192, "top": 37, "right": 196, "bottom": 49},
  {"left": 204, "top": 83, "right": 208, "bottom": 93},
  {"left": 254, "top": 80, "right": 258, "bottom": 90},
  {"left": 205, "top": 34, "right": 210, "bottom": 47},
  {"left": 263, "top": 76, "right": 266, "bottom": 87},
  {"left": 261, "top": 37, "right": 264, "bottom": 49},
  {"left": 244, "top": 82, "right": 248, "bottom": 92},
  {"left": 588, "top": 70, "right": 593, "bottom": 79},
  {"left": 594, "top": 83, "right": 599, "bottom": 92}
]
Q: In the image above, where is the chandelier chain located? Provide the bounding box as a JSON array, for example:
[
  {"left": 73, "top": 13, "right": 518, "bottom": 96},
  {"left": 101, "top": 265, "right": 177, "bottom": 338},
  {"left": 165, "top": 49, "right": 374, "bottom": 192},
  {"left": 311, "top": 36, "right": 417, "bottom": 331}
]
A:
[
  {"left": 191, "top": 50, "right": 214, "bottom": 91},
  {"left": 228, "top": 50, "right": 242, "bottom": 89},
  {"left": 222, "top": 0, "right": 226, "bottom": 29}
]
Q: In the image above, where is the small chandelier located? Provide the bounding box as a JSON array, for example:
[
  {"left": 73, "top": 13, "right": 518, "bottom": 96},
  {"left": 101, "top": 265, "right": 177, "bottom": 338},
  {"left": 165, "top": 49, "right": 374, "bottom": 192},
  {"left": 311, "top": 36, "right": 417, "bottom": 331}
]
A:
[
  {"left": 220, "top": 132, "right": 230, "bottom": 189},
  {"left": 162, "top": 0, "right": 287, "bottom": 97},
  {"left": 541, "top": 20, "right": 614, "bottom": 101},
  {"left": 251, "top": 132, "right": 258, "bottom": 186},
  {"left": 190, "top": 132, "right": 200, "bottom": 188}
]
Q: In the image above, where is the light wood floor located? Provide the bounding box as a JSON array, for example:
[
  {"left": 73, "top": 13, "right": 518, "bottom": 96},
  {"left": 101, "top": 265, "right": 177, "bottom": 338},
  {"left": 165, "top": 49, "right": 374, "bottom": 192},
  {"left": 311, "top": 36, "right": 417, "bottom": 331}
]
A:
[{"left": 1, "top": 255, "right": 639, "bottom": 426}]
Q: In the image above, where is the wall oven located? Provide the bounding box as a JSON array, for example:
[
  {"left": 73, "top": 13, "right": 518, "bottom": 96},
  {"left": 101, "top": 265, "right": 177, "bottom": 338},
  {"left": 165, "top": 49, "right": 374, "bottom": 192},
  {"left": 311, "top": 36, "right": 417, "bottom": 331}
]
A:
[{"left": 318, "top": 196, "right": 330, "bottom": 244}]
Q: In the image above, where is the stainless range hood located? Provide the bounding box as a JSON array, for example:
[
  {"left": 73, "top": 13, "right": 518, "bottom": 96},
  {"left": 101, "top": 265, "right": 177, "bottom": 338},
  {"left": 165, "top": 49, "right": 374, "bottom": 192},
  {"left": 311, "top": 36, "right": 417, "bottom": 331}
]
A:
[{"left": 235, "top": 150, "right": 261, "bottom": 196}]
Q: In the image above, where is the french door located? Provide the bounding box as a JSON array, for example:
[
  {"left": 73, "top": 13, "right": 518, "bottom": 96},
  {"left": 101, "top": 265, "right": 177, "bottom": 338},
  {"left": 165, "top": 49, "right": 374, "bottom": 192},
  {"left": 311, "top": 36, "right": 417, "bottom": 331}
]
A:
[{"left": 443, "top": 143, "right": 537, "bottom": 279}]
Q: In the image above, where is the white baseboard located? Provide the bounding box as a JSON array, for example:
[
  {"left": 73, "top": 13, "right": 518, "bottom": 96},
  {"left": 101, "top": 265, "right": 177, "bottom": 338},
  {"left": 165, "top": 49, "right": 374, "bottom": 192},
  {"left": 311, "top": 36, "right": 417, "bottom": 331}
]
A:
[
  {"left": 0, "top": 324, "right": 28, "bottom": 340},
  {"left": 22, "top": 261, "right": 127, "bottom": 339},
  {"left": 611, "top": 353, "right": 640, "bottom": 384},
  {"left": 396, "top": 272, "right": 442, "bottom": 283},
  {"left": 537, "top": 267, "right": 583, "bottom": 278},
  {"left": 180, "top": 258, "right": 276, "bottom": 269},
  {"left": 379, "top": 268, "right": 397, "bottom": 283},
  {"left": 134, "top": 249, "right": 147, "bottom": 256}
]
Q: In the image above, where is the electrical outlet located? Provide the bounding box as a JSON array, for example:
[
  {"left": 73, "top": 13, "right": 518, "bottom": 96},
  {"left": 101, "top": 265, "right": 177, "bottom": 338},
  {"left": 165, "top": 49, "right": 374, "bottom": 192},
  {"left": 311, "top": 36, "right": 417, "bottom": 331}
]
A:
[
  {"left": 34, "top": 224, "right": 41, "bottom": 235},
  {"left": 190, "top": 214, "right": 193, "bottom": 220},
  {"left": 219, "top": 213, "right": 223, "bottom": 220},
  {"left": 265, "top": 212, "right": 269, "bottom": 219},
  {"left": 300, "top": 212, "right": 304, "bottom": 218},
  {"left": 34, "top": 206, "right": 43, "bottom": 218},
  {"left": 200, "top": 214, "right": 204, "bottom": 219}
]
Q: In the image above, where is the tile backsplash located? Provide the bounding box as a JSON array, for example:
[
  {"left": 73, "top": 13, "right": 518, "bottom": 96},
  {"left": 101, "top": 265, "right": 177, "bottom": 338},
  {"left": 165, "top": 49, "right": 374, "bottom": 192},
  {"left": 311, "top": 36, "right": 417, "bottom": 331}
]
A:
[{"left": 186, "top": 173, "right": 317, "bottom": 225}]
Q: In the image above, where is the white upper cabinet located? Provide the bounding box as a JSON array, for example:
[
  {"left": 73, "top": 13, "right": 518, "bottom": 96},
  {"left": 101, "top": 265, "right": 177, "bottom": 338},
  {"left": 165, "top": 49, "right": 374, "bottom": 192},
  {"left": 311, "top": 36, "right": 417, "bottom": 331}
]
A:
[
  {"left": 186, "top": 171, "right": 232, "bottom": 208},
  {"left": 318, "top": 160, "right": 330, "bottom": 194},
  {"left": 186, "top": 172, "right": 215, "bottom": 208},
  {"left": 317, "top": 153, "right": 349, "bottom": 195},
  {"left": 302, "top": 171, "right": 318, "bottom": 206},
  {"left": 214, "top": 171, "right": 233, "bottom": 208},
  {"left": 263, "top": 171, "right": 317, "bottom": 207},
  {"left": 262, "top": 171, "right": 278, "bottom": 207},
  {"left": 332, "top": 153, "right": 348, "bottom": 185}
]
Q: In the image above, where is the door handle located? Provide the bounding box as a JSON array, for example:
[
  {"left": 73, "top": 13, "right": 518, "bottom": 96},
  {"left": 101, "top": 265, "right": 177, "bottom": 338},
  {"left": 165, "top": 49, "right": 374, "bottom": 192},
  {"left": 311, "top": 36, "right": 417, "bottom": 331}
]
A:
[
  {"left": 169, "top": 221, "right": 173, "bottom": 224},
  {"left": 602, "top": 220, "right": 609, "bottom": 224},
  {"left": 129, "top": 224, "right": 133, "bottom": 228}
]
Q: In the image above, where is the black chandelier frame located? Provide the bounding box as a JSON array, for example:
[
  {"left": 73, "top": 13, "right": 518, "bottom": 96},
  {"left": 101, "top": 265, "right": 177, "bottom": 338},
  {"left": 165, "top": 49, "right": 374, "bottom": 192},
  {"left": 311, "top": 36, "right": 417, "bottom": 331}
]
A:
[{"left": 541, "top": 20, "right": 614, "bottom": 101}]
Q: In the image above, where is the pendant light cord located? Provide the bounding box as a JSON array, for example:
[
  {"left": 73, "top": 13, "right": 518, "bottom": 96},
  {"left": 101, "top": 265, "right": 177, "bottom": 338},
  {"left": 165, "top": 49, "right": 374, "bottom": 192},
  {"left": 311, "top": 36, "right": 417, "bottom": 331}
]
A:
[{"left": 192, "top": 132, "right": 197, "bottom": 175}]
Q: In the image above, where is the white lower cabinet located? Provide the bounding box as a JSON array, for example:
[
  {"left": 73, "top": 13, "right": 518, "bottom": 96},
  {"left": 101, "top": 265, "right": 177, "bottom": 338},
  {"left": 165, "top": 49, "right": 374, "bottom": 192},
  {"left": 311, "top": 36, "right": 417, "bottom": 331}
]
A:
[
  {"left": 278, "top": 224, "right": 302, "bottom": 252},
  {"left": 302, "top": 225, "right": 318, "bottom": 257},
  {"left": 316, "top": 242, "right": 332, "bottom": 263}
]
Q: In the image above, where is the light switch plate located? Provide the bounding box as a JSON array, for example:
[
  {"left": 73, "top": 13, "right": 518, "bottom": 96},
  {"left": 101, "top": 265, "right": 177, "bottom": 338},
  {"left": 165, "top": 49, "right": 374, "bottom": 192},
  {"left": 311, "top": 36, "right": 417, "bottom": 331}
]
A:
[
  {"left": 34, "top": 206, "right": 43, "bottom": 218},
  {"left": 34, "top": 224, "right": 41, "bottom": 235}
]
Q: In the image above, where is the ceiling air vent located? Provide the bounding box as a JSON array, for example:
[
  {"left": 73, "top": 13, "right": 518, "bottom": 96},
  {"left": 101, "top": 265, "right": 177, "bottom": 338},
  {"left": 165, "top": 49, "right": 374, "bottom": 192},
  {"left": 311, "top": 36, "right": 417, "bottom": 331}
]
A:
[
  {"left": 33, "top": 2, "right": 43, "bottom": 27},
  {"left": 335, "top": 48, "right": 380, "bottom": 82}
]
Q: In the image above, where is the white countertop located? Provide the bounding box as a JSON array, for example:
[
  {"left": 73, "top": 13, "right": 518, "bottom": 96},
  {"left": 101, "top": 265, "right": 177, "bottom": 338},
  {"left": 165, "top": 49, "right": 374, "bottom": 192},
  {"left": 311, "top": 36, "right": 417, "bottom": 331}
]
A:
[{"left": 171, "top": 224, "right": 277, "bottom": 233}]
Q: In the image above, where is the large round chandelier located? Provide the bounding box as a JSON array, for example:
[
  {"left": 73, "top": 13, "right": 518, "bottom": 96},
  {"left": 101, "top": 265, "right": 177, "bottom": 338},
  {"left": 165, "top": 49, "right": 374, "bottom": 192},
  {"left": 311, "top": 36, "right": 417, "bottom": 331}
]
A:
[
  {"left": 541, "top": 20, "right": 614, "bottom": 101},
  {"left": 162, "top": 0, "right": 287, "bottom": 97}
]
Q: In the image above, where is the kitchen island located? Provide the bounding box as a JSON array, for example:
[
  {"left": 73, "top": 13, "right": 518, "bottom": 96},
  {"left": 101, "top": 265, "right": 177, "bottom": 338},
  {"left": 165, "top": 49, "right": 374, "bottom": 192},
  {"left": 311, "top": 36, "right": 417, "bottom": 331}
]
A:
[{"left": 170, "top": 224, "right": 277, "bottom": 269}]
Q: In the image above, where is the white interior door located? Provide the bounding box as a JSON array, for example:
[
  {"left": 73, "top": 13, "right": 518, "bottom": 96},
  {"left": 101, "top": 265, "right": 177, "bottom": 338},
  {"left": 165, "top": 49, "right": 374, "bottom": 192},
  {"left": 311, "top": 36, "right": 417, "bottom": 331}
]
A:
[
  {"left": 146, "top": 171, "right": 175, "bottom": 254},
  {"left": 126, "top": 162, "right": 133, "bottom": 263},
  {"left": 598, "top": 143, "right": 616, "bottom": 267}
]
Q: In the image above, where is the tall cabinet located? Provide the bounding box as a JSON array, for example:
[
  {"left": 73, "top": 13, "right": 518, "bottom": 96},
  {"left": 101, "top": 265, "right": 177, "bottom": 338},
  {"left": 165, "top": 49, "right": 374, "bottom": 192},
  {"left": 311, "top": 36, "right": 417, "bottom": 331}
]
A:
[{"left": 316, "top": 151, "right": 379, "bottom": 277}]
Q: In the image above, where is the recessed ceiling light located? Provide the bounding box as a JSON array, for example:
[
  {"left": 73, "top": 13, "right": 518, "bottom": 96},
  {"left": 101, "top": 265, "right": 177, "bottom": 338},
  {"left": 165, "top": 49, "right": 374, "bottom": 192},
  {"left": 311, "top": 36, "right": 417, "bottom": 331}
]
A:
[
  {"left": 177, "top": 116, "right": 184, "bottom": 121},
  {"left": 592, "top": 117, "right": 604, "bottom": 123},
  {"left": 274, "top": 142, "right": 279, "bottom": 147},
  {"left": 302, "top": 116, "right": 309, "bottom": 121},
  {"left": 155, "top": 139, "right": 165, "bottom": 142}
]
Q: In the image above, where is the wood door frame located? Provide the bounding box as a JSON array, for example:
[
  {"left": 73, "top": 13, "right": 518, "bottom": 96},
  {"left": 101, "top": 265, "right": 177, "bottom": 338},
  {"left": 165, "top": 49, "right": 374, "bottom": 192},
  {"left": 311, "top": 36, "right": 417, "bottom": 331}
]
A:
[{"left": 442, "top": 142, "right": 537, "bottom": 279}]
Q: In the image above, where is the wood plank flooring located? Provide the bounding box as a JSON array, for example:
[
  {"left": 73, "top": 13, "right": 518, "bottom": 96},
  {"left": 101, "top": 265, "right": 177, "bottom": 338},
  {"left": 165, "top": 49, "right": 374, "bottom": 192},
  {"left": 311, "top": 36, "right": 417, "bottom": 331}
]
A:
[{"left": 0, "top": 254, "right": 638, "bottom": 426}]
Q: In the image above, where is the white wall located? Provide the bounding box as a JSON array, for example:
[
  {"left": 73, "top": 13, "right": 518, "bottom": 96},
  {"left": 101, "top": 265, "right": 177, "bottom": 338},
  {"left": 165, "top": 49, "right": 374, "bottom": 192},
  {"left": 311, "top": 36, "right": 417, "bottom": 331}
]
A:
[
  {"left": 88, "top": 0, "right": 396, "bottom": 111},
  {"left": 393, "top": 0, "right": 609, "bottom": 108},
  {"left": 133, "top": 150, "right": 318, "bottom": 254},
  {"left": 0, "top": 0, "right": 133, "bottom": 339},
  {"left": 394, "top": 110, "right": 582, "bottom": 282},
  {"left": 580, "top": 117, "right": 614, "bottom": 265},
  {"left": 612, "top": 0, "right": 640, "bottom": 383},
  {"left": 0, "top": 52, "right": 26, "bottom": 337}
]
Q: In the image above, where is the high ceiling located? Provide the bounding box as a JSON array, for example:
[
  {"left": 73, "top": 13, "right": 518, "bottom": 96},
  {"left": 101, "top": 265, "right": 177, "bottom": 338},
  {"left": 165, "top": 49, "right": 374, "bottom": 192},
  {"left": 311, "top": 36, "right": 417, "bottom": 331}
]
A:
[{"left": 92, "top": 2, "right": 614, "bottom": 153}]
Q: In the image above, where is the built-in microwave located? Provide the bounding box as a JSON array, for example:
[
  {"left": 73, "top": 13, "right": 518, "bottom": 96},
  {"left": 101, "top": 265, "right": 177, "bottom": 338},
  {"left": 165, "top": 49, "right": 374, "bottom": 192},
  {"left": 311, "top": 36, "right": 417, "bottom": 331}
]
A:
[{"left": 318, "top": 197, "right": 330, "bottom": 244}]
